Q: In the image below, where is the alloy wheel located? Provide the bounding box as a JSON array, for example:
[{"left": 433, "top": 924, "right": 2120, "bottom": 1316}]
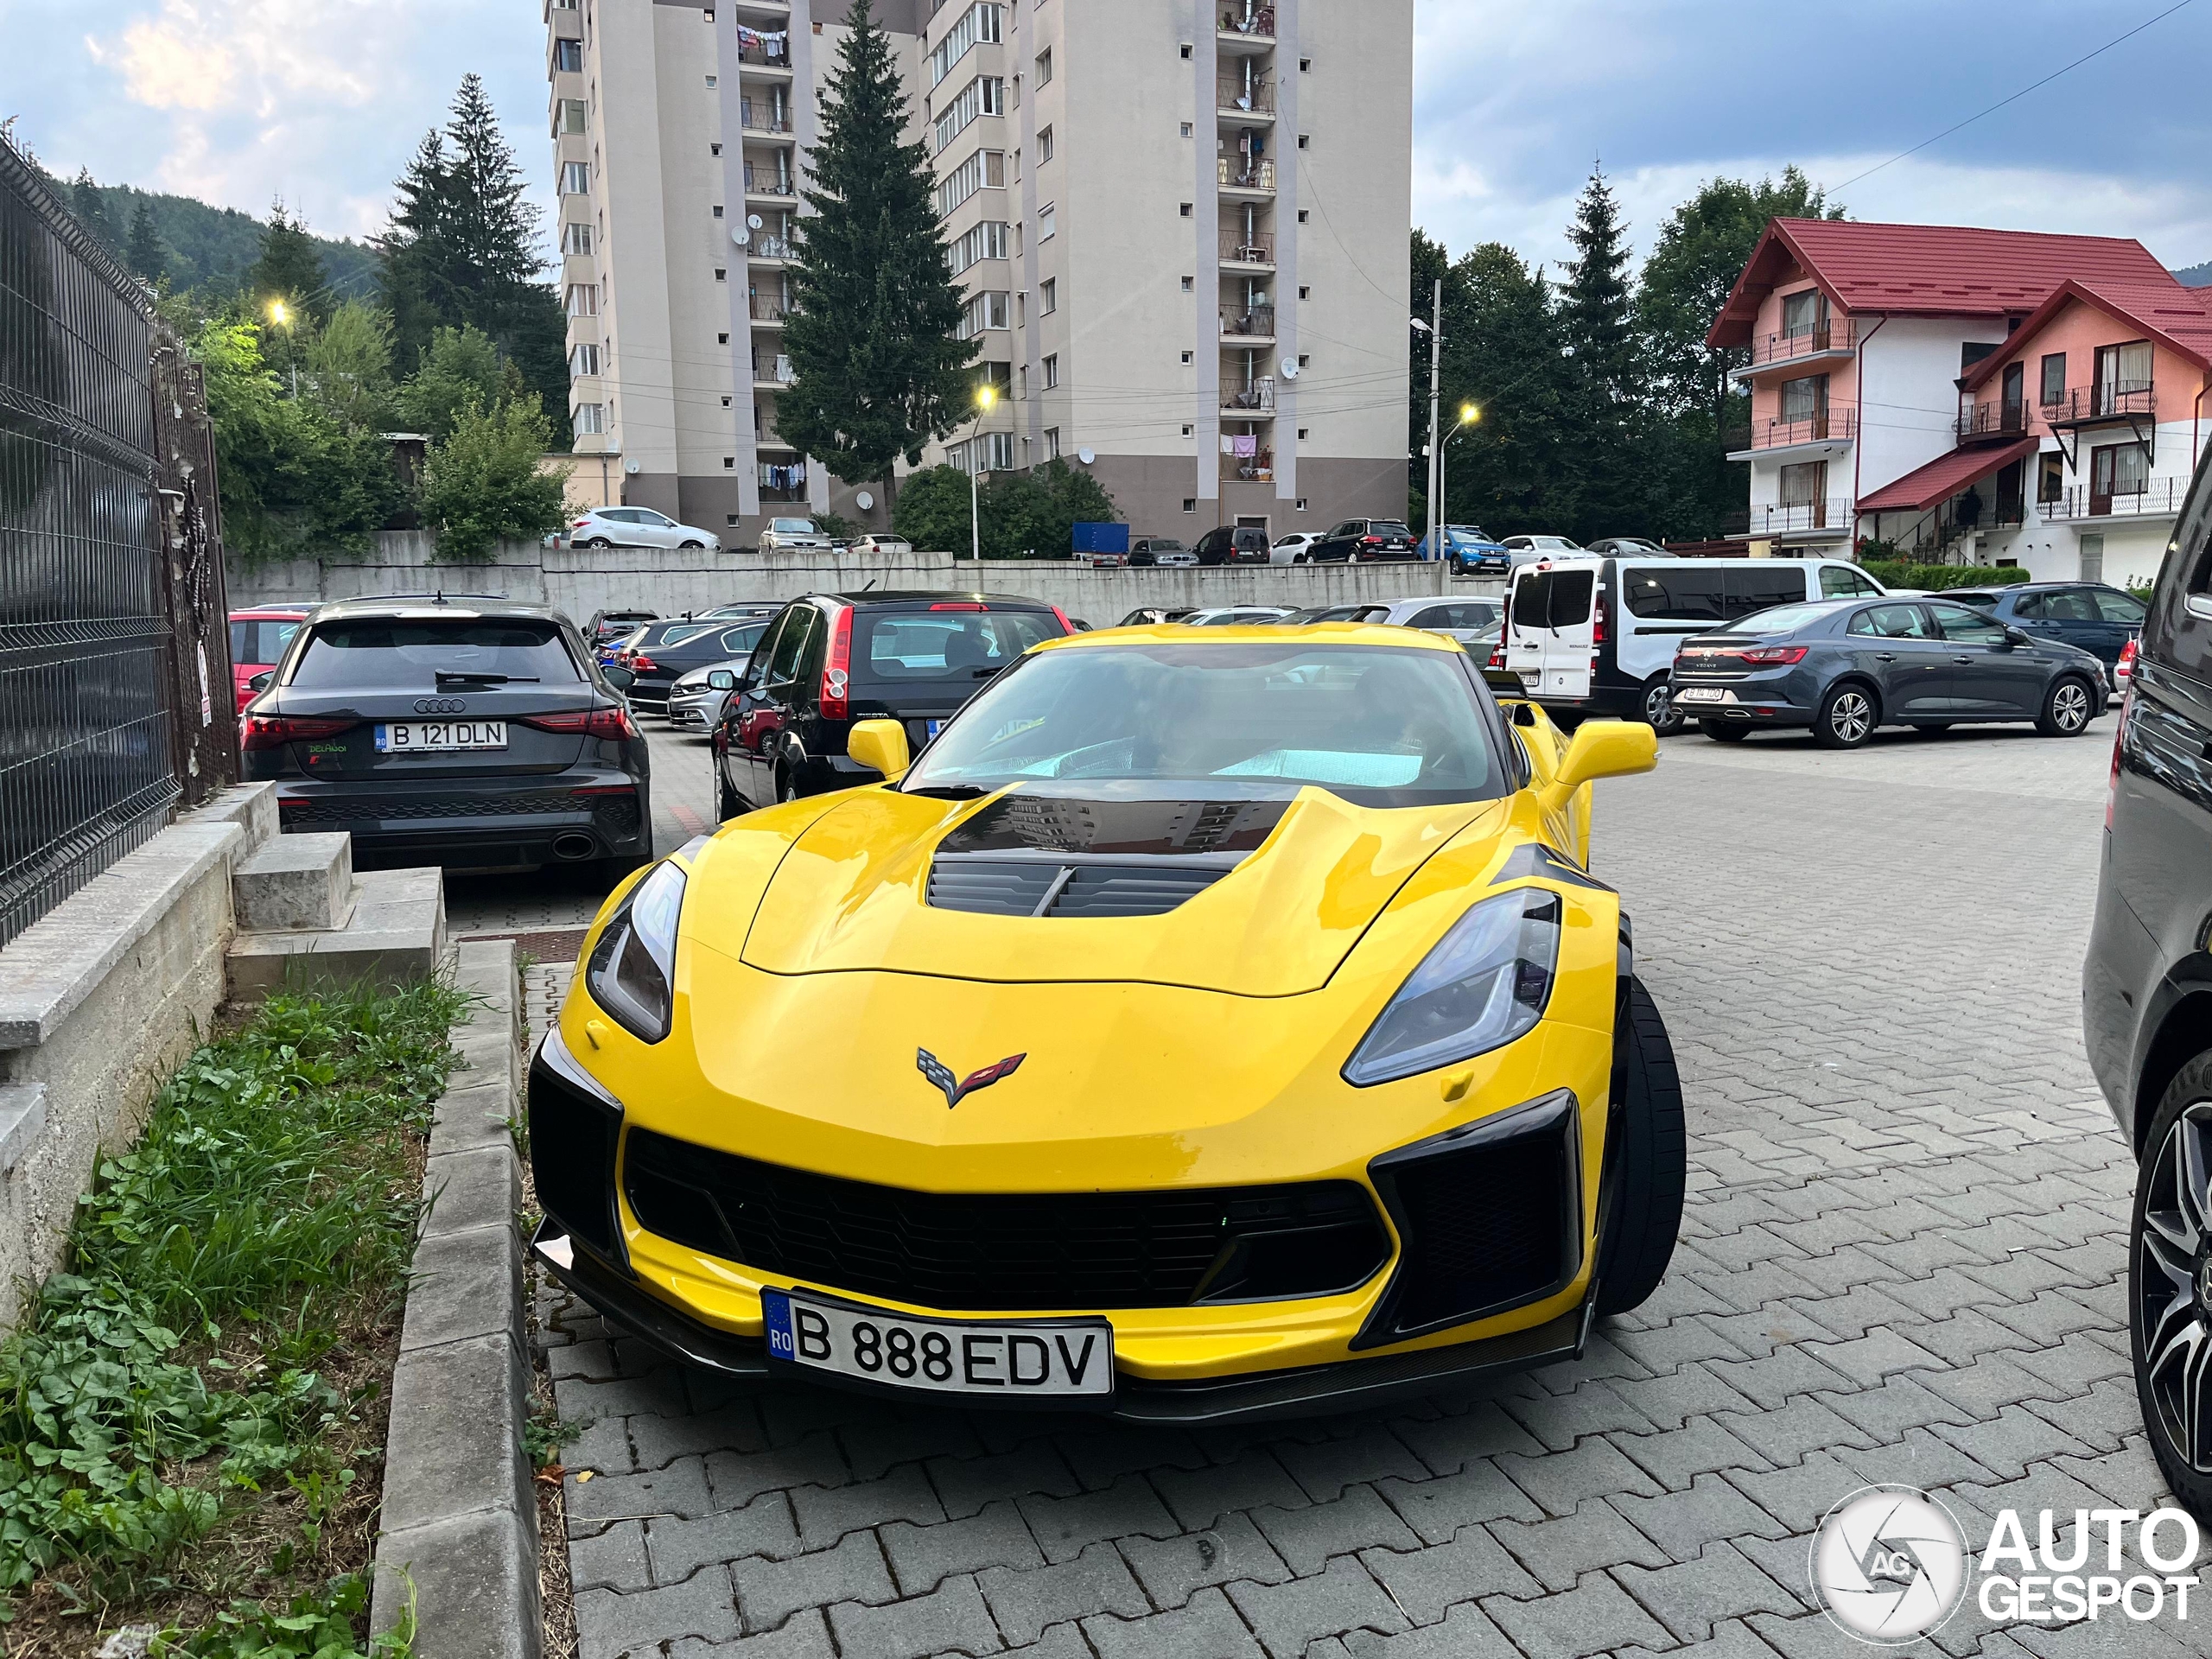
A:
[
  {"left": 1643, "top": 681, "right": 1682, "bottom": 734},
  {"left": 1828, "top": 690, "right": 1872, "bottom": 744},
  {"left": 2139, "top": 1101, "right": 2212, "bottom": 1471},
  {"left": 2053, "top": 681, "right": 2091, "bottom": 733}
]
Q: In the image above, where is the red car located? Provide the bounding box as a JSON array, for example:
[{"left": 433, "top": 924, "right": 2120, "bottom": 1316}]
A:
[{"left": 228, "top": 606, "right": 310, "bottom": 712}]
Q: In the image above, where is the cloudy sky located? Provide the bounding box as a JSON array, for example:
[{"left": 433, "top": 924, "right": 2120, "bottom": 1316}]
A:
[{"left": 5, "top": 0, "right": 2209, "bottom": 276}]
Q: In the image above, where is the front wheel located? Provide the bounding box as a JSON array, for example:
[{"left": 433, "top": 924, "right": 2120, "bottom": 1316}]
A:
[
  {"left": 1699, "top": 720, "right": 1750, "bottom": 743},
  {"left": 679, "top": 538, "right": 706, "bottom": 550},
  {"left": 582, "top": 537, "right": 613, "bottom": 550},
  {"left": 1813, "top": 683, "right": 1877, "bottom": 749},
  {"left": 2130, "top": 1051, "right": 2212, "bottom": 1515},
  {"left": 1594, "top": 977, "right": 1686, "bottom": 1315},
  {"left": 2038, "top": 676, "right": 2095, "bottom": 738},
  {"left": 1641, "top": 677, "right": 1686, "bottom": 737}
]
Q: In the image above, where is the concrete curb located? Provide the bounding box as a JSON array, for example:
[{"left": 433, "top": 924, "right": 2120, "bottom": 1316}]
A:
[{"left": 372, "top": 938, "right": 540, "bottom": 1659}]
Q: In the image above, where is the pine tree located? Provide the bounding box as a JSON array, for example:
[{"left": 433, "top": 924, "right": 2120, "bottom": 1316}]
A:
[
  {"left": 124, "top": 200, "right": 165, "bottom": 285},
  {"left": 1560, "top": 163, "right": 1635, "bottom": 402},
  {"left": 70, "top": 168, "right": 116, "bottom": 251},
  {"left": 245, "top": 201, "right": 331, "bottom": 321},
  {"left": 779, "top": 0, "right": 977, "bottom": 502}
]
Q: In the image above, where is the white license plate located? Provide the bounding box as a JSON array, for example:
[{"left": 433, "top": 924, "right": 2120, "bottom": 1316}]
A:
[
  {"left": 1675, "top": 687, "right": 1726, "bottom": 703},
  {"left": 761, "top": 1288, "right": 1114, "bottom": 1399},
  {"left": 374, "top": 721, "right": 508, "bottom": 752}
]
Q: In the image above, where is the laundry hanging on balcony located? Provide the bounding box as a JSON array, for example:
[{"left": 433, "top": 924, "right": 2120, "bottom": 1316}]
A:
[
  {"left": 1231, "top": 435, "right": 1259, "bottom": 458},
  {"left": 759, "top": 461, "right": 808, "bottom": 493}
]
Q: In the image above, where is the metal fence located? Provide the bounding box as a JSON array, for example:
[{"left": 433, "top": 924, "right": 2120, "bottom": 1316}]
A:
[{"left": 0, "top": 135, "right": 233, "bottom": 950}]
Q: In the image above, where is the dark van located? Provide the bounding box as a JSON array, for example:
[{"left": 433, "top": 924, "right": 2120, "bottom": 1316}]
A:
[
  {"left": 712, "top": 593, "right": 1070, "bottom": 816},
  {"left": 2088, "top": 445, "right": 2212, "bottom": 1515}
]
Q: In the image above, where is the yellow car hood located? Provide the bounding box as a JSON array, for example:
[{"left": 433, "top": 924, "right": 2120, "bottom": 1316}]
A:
[{"left": 722, "top": 785, "right": 1507, "bottom": 996}]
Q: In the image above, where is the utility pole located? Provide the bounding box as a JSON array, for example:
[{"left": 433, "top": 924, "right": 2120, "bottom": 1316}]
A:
[{"left": 1425, "top": 276, "right": 1442, "bottom": 562}]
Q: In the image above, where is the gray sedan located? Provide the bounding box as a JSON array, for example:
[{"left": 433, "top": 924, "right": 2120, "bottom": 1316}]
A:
[
  {"left": 1669, "top": 596, "right": 2108, "bottom": 748},
  {"left": 666, "top": 658, "right": 752, "bottom": 733}
]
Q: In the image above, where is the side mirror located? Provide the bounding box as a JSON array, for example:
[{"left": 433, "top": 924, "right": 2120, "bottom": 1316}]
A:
[
  {"left": 707, "top": 670, "right": 737, "bottom": 691},
  {"left": 1540, "top": 719, "right": 1657, "bottom": 815},
  {"left": 601, "top": 664, "right": 637, "bottom": 693},
  {"left": 2003, "top": 627, "right": 2031, "bottom": 648},
  {"left": 848, "top": 718, "right": 912, "bottom": 783},
  {"left": 248, "top": 671, "right": 273, "bottom": 694}
]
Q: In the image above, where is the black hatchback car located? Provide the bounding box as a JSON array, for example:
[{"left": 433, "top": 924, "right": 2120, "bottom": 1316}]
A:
[
  {"left": 712, "top": 593, "right": 1069, "bottom": 816},
  {"left": 1307, "top": 518, "right": 1420, "bottom": 563},
  {"left": 240, "top": 596, "right": 652, "bottom": 874},
  {"left": 1192, "top": 524, "right": 1271, "bottom": 565},
  {"left": 2086, "top": 450, "right": 2212, "bottom": 1515},
  {"left": 1669, "top": 594, "right": 2109, "bottom": 747}
]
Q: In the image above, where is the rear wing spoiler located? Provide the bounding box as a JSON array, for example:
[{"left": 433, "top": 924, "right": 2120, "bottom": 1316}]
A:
[{"left": 1480, "top": 665, "right": 1527, "bottom": 696}]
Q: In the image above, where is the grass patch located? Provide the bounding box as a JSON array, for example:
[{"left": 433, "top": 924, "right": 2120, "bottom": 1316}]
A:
[{"left": 0, "top": 982, "right": 465, "bottom": 1652}]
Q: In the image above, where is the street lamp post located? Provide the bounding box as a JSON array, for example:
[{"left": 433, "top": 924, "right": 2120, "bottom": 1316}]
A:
[
  {"left": 267, "top": 299, "right": 299, "bottom": 399},
  {"left": 968, "top": 385, "right": 996, "bottom": 563},
  {"left": 1411, "top": 279, "right": 1442, "bottom": 563},
  {"left": 1438, "top": 403, "right": 1480, "bottom": 561}
]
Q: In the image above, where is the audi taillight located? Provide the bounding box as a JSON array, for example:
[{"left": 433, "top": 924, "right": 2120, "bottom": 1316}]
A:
[
  {"left": 1739, "top": 645, "right": 1808, "bottom": 665},
  {"left": 241, "top": 715, "right": 357, "bottom": 752},
  {"left": 821, "top": 606, "right": 853, "bottom": 719},
  {"left": 525, "top": 707, "right": 639, "bottom": 741}
]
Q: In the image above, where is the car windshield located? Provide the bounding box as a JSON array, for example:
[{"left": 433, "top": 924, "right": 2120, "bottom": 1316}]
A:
[
  {"left": 900, "top": 641, "right": 1502, "bottom": 808},
  {"left": 771, "top": 518, "right": 817, "bottom": 533},
  {"left": 289, "top": 620, "right": 580, "bottom": 688},
  {"left": 1718, "top": 602, "right": 1837, "bottom": 634}
]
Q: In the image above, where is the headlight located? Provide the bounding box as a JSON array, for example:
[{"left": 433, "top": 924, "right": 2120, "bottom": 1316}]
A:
[
  {"left": 585, "top": 859, "right": 687, "bottom": 1042},
  {"left": 1344, "top": 890, "right": 1561, "bottom": 1086}
]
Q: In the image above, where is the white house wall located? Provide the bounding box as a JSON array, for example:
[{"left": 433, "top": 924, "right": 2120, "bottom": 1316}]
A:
[{"left": 1852, "top": 317, "right": 2006, "bottom": 500}]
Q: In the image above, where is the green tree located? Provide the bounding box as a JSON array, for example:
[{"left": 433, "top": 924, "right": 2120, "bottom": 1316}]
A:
[
  {"left": 1438, "top": 244, "right": 1574, "bottom": 536},
  {"left": 245, "top": 201, "right": 331, "bottom": 322},
  {"left": 1555, "top": 164, "right": 1649, "bottom": 538},
  {"left": 416, "top": 394, "right": 569, "bottom": 563},
  {"left": 124, "top": 200, "right": 165, "bottom": 285},
  {"left": 397, "top": 324, "right": 516, "bottom": 439},
  {"left": 891, "top": 464, "right": 978, "bottom": 554},
  {"left": 70, "top": 168, "right": 116, "bottom": 251},
  {"left": 305, "top": 300, "right": 398, "bottom": 433},
  {"left": 779, "top": 0, "right": 977, "bottom": 505}
]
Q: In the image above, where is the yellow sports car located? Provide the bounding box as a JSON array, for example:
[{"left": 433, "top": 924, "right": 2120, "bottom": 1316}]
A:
[{"left": 529, "top": 622, "right": 1682, "bottom": 1421}]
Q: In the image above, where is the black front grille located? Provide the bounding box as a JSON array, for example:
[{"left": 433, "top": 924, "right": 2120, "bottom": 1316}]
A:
[
  {"left": 925, "top": 858, "right": 1225, "bottom": 918},
  {"left": 1356, "top": 1090, "right": 1581, "bottom": 1348},
  {"left": 623, "top": 1128, "right": 1390, "bottom": 1311},
  {"left": 281, "top": 791, "right": 606, "bottom": 825}
]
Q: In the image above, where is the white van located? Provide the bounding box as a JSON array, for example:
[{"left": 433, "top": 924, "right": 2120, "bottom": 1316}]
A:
[{"left": 1503, "top": 556, "right": 1887, "bottom": 730}]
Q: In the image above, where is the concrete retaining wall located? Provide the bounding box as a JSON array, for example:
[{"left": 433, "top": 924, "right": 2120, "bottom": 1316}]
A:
[
  {"left": 0, "top": 785, "right": 272, "bottom": 1329},
  {"left": 225, "top": 533, "right": 1487, "bottom": 626}
]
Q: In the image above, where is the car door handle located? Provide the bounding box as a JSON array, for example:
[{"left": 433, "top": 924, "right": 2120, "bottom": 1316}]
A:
[
  {"left": 1953, "top": 656, "right": 1974, "bottom": 664},
  {"left": 1874, "top": 652, "right": 1897, "bottom": 662}
]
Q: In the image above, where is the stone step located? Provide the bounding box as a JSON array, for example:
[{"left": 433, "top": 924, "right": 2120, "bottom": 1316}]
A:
[
  {"left": 228, "top": 867, "right": 447, "bottom": 1001},
  {"left": 234, "top": 832, "right": 354, "bottom": 932}
]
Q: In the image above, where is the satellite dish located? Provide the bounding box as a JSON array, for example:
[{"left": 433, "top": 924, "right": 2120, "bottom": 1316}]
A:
[
  {"left": 624, "top": 460, "right": 642, "bottom": 475},
  {"left": 1280, "top": 357, "right": 1300, "bottom": 380},
  {"left": 1077, "top": 448, "right": 1096, "bottom": 465},
  {"left": 747, "top": 213, "right": 764, "bottom": 230},
  {"left": 731, "top": 227, "right": 748, "bottom": 246},
  {"left": 855, "top": 491, "right": 875, "bottom": 511}
]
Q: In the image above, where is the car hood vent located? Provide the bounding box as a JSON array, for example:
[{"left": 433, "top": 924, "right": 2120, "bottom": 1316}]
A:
[{"left": 926, "top": 856, "right": 1230, "bottom": 918}]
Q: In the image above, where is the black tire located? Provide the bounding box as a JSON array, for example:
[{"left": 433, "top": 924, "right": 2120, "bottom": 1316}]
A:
[
  {"left": 1813, "top": 681, "right": 1878, "bottom": 748},
  {"left": 2037, "top": 675, "right": 2095, "bottom": 738},
  {"left": 2130, "top": 1050, "right": 2212, "bottom": 1516},
  {"left": 679, "top": 539, "right": 706, "bottom": 550},
  {"left": 1640, "top": 677, "right": 1686, "bottom": 737},
  {"left": 582, "top": 537, "right": 613, "bottom": 550},
  {"left": 1595, "top": 976, "right": 1687, "bottom": 1316},
  {"left": 778, "top": 766, "right": 802, "bottom": 805},
  {"left": 1699, "top": 720, "right": 1750, "bottom": 743}
]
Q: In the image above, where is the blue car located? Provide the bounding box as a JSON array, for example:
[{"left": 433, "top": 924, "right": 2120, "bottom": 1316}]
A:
[
  {"left": 1417, "top": 524, "right": 1511, "bottom": 573},
  {"left": 1948, "top": 582, "right": 2145, "bottom": 683}
]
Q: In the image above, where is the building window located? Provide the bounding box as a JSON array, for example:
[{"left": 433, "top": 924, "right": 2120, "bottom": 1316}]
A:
[
  {"left": 705, "top": 73, "right": 717, "bottom": 87},
  {"left": 1045, "top": 427, "right": 1062, "bottom": 459},
  {"left": 1297, "top": 428, "right": 1307, "bottom": 439},
  {"left": 561, "top": 161, "right": 591, "bottom": 195},
  {"left": 930, "top": 3, "right": 1005, "bottom": 87},
  {"left": 562, "top": 221, "right": 594, "bottom": 255},
  {"left": 724, "top": 456, "right": 736, "bottom": 469},
  {"left": 714, "top": 268, "right": 727, "bottom": 282},
  {"left": 574, "top": 403, "right": 606, "bottom": 434},
  {"left": 1181, "top": 122, "right": 1194, "bottom": 137},
  {"left": 1295, "top": 497, "right": 1307, "bottom": 511},
  {"left": 1181, "top": 275, "right": 1193, "bottom": 291},
  {"left": 711, "top": 142, "right": 722, "bottom": 156},
  {"left": 558, "top": 99, "right": 588, "bottom": 135},
  {"left": 1038, "top": 125, "right": 1054, "bottom": 163},
  {"left": 1179, "top": 202, "right": 1192, "bottom": 217},
  {"left": 1296, "top": 210, "right": 1308, "bottom": 223},
  {"left": 2040, "top": 352, "right": 2067, "bottom": 407},
  {"left": 947, "top": 219, "right": 1011, "bottom": 275},
  {"left": 1298, "top": 57, "right": 1311, "bottom": 70},
  {"left": 565, "top": 283, "right": 599, "bottom": 316},
  {"left": 1778, "top": 372, "right": 1827, "bottom": 423},
  {"left": 953, "top": 430, "right": 1015, "bottom": 473},
  {"left": 1297, "top": 133, "right": 1309, "bottom": 149},
  {"left": 1036, "top": 47, "right": 1052, "bottom": 84},
  {"left": 957, "top": 290, "right": 1011, "bottom": 340},
  {"left": 728, "top": 515, "right": 741, "bottom": 527},
  {"left": 554, "top": 39, "right": 584, "bottom": 72},
  {"left": 569, "top": 344, "right": 601, "bottom": 376},
  {"left": 717, "top": 331, "right": 729, "bottom": 344},
  {"left": 1042, "top": 353, "right": 1059, "bottom": 389},
  {"left": 1182, "top": 424, "right": 1193, "bottom": 437},
  {"left": 713, "top": 205, "right": 724, "bottom": 218},
  {"left": 934, "top": 74, "right": 1006, "bottom": 154},
  {"left": 1179, "top": 351, "right": 1192, "bottom": 364},
  {"left": 2038, "top": 452, "right": 2064, "bottom": 503},
  {"left": 1298, "top": 285, "right": 1310, "bottom": 300},
  {"left": 1039, "top": 276, "right": 1056, "bottom": 314},
  {"left": 1037, "top": 204, "right": 1056, "bottom": 241},
  {"left": 936, "top": 149, "right": 1006, "bottom": 217},
  {"left": 1183, "top": 498, "right": 1198, "bottom": 512},
  {"left": 1179, "top": 43, "right": 1192, "bottom": 60}
]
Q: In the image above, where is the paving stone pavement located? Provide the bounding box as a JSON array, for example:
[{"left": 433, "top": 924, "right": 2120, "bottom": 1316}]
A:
[{"left": 531, "top": 721, "right": 2198, "bottom": 1657}]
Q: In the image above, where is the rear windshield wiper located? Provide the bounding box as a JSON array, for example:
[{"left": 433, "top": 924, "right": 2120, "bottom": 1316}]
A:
[{"left": 435, "top": 671, "right": 539, "bottom": 685}]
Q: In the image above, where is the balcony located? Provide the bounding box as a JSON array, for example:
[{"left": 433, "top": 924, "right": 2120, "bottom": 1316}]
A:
[
  {"left": 1217, "top": 157, "right": 1275, "bottom": 194},
  {"left": 1728, "top": 498, "right": 1855, "bottom": 538},
  {"left": 739, "top": 100, "right": 792, "bottom": 134},
  {"left": 1219, "top": 230, "right": 1276, "bottom": 269},
  {"left": 748, "top": 296, "right": 787, "bottom": 323},
  {"left": 1727, "top": 408, "right": 1857, "bottom": 457},
  {"left": 2038, "top": 477, "right": 2188, "bottom": 521},
  {"left": 2042, "top": 383, "right": 2155, "bottom": 427},
  {"left": 752, "top": 354, "right": 796, "bottom": 387},
  {"left": 1222, "top": 448, "right": 1275, "bottom": 484},
  {"left": 1217, "top": 76, "right": 1275, "bottom": 116},
  {"left": 1954, "top": 401, "right": 2031, "bottom": 444},
  {"left": 735, "top": 35, "right": 791, "bottom": 69},
  {"left": 1217, "top": 6, "right": 1276, "bottom": 48},
  {"left": 743, "top": 165, "right": 797, "bottom": 198},
  {"left": 1222, "top": 377, "right": 1276, "bottom": 414},
  {"left": 747, "top": 233, "right": 794, "bottom": 260},
  {"left": 1730, "top": 319, "right": 1857, "bottom": 379},
  {"left": 1221, "top": 305, "right": 1275, "bottom": 341}
]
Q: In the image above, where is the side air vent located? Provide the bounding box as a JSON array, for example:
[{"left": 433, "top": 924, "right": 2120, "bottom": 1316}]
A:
[{"left": 927, "top": 856, "right": 1231, "bottom": 918}]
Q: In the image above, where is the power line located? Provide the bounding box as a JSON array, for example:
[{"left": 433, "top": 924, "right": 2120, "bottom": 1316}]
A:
[{"left": 1833, "top": 0, "right": 2197, "bottom": 191}]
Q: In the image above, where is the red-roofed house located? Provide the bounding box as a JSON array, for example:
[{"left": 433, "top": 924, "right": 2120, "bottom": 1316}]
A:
[{"left": 1709, "top": 219, "right": 2209, "bottom": 583}]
